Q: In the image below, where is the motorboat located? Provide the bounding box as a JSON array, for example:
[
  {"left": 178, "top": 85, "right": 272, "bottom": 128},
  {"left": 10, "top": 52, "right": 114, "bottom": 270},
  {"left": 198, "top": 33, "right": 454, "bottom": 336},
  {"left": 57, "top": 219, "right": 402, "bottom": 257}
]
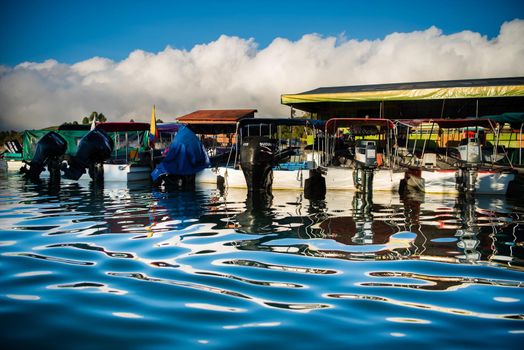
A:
[
  {"left": 322, "top": 118, "right": 406, "bottom": 192},
  {"left": 396, "top": 118, "right": 515, "bottom": 194}
]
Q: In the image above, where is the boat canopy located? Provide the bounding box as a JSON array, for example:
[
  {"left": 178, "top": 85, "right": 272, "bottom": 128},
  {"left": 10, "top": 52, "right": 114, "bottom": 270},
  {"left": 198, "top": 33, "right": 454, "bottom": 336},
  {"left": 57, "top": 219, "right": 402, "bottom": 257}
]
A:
[
  {"left": 396, "top": 118, "right": 494, "bottom": 129},
  {"left": 474, "top": 112, "right": 524, "bottom": 129},
  {"left": 238, "top": 118, "right": 325, "bottom": 129},
  {"left": 325, "top": 118, "right": 394, "bottom": 133},
  {"left": 58, "top": 124, "right": 91, "bottom": 131},
  {"left": 157, "top": 123, "right": 182, "bottom": 133},
  {"left": 96, "top": 122, "right": 150, "bottom": 132}
]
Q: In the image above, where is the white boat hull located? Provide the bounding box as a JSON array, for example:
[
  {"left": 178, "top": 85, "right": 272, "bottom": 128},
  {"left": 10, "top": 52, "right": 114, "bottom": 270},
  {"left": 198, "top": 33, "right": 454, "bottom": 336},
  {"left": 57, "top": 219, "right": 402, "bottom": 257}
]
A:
[
  {"left": 406, "top": 169, "right": 515, "bottom": 194},
  {"left": 5, "top": 160, "right": 24, "bottom": 171},
  {"left": 196, "top": 166, "right": 405, "bottom": 192},
  {"left": 101, "top": 164, "right": 151, "bottom": 182},
  {"left": 5, "top": 161, "right": 150, "bottom": 183},
  {"left": 324, "top": 167, "right": 405, "bottom": 191},
  {"left": 196, "top": 167, "right": 309, "bottom": 190}
]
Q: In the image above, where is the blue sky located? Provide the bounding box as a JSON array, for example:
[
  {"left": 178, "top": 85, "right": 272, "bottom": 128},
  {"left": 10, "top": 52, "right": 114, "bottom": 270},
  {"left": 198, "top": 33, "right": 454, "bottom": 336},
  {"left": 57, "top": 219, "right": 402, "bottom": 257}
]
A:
[
  {"left": 1, "top": 0, "right": 523, "bottom": 130},
  {"left": 1, "top": 0, "right": 523, "bottom": 66}
]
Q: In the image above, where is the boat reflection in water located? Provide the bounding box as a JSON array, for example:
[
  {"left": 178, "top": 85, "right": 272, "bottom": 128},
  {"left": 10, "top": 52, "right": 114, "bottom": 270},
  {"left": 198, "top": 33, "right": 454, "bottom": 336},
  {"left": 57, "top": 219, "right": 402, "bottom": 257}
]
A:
[
  {"left": 14, "top": 172, "right": 520, "bottom": 270},
  {"left": 219, "top": 186, "right": 522, "bottom": 270},
  {"left": 235, "top": 192, "right": 275, "bottom": 234}
]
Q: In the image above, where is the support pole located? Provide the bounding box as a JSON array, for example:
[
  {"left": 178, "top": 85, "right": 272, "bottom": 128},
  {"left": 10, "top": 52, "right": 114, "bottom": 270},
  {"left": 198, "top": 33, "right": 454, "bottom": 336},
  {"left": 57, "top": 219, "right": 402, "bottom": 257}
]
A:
[
  {"left": 519, "top": 123, "right": 524, "bottom": 165},
  {"left": 421, "top": 122, "right": 435, "bottom": 165}
]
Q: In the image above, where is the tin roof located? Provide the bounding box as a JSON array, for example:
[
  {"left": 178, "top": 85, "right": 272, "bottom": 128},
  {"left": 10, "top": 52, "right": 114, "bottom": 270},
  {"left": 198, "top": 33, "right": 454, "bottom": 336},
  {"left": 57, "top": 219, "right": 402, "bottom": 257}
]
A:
[{"left": 177, "top": 109, "right": 257, "bottom": 124}]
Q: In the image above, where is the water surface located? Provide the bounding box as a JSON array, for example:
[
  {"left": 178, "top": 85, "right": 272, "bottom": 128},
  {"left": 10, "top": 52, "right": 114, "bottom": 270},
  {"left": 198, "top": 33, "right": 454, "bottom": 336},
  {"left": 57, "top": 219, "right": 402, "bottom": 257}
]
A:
[{"left": 1, "top": 173, "right": 523, "bottom": 349}]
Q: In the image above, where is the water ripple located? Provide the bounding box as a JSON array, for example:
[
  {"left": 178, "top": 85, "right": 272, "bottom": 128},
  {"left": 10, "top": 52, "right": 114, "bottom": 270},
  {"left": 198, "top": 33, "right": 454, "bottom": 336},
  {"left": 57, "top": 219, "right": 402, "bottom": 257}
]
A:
[
  {"left": 2, "top": 174, "right": 524, "bottom": 348},
  {"left": 324, "top": 293, "right": 524, "bottom": 320},
  {"left": 3, "top": 252, "right": 95, "bottom": 266}
]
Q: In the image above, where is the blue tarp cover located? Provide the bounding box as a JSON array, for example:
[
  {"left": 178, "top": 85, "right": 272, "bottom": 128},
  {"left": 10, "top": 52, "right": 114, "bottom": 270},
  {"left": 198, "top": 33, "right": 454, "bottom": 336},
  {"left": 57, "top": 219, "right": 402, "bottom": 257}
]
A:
[{"left": 151, "top": 126, "right": 210, "bottom": 181}]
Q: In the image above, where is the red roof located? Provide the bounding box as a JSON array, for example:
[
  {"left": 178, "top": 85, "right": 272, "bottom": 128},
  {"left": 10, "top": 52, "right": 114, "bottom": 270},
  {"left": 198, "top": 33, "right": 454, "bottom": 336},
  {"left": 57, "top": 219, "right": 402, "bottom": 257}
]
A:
[{"left": 177, "top": 109, "right": 257, "bottom": 124}]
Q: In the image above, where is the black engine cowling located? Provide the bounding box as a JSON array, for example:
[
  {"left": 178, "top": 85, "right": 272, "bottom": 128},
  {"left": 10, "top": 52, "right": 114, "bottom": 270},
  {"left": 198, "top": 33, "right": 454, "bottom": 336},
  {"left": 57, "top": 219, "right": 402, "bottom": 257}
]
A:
[
  {"left": 21, "top": 131, "right": 67, "bottom": 181},
  {"left": 240, "top": 136, "right": 277, "bottom": 193},
  {"left": 62, "top": 129, "right": 114, "bottom": 181}
]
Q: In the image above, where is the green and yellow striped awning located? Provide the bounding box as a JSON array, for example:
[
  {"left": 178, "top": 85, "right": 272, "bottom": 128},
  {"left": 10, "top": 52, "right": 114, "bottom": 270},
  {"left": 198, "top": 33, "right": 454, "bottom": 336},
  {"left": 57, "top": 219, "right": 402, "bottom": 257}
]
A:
[{"left": 281, "top": 77, "right": 524, "bottom": 105}]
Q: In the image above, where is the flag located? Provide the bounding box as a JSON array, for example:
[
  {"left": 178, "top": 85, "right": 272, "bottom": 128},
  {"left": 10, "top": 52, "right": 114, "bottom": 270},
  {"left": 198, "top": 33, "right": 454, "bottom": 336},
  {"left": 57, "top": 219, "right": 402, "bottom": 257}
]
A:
[
  {"left": 90, "top": 117, "right": 96, "bottom": 131},
  {"left": 149, "top": 105, "right": 159, "bottom": 148}
]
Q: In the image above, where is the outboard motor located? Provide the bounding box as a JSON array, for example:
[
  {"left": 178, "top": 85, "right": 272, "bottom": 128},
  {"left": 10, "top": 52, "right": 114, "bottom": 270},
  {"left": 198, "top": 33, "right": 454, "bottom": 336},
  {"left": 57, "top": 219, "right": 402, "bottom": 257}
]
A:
[
  {"left": 458, "top": 137, "right": 482, "bottom": 163},
  {"left": 353, "top": 140, "right": 377, "bottom": 193},
  {"left": 455, "top": 165, "right": 478, "bottom": 193},
  {"left": 21, "top": 131, "right": 67, "bottom": 182},
  {"left": 62, "top": 129, "right": 113, "bottom": 181},
  {"left": 240, "top": 136, "right": 277, "bottom": 193},
  {"left": 455, "top": 137, "right": 481, "bottom": 194}
]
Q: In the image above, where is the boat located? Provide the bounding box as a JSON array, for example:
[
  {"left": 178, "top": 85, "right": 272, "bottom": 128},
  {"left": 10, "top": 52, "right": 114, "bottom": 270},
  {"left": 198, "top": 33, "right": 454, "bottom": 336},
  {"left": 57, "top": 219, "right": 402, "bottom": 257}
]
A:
[
  {"left": 2, "top": 125, "right": 91, "bottom": 174},
  {"left": 12, "top": 122, "right": 152, "bottom": 183},
  {"left": 396, "top": 118, "right": 516, "bottom": 194},
  {"left": 226, "top": 117, "right": 326, "bottom": 193},
  {"left": 149, "top": 109, "right": 254, "bottom": 189},
  {"left": 1, "top": 138, "right": 23, "bottom": 171},
  {"left": 155, "top": 123, "right": 182, "bottom": 154},
  {"left": 8, "top": 124, "right": 95, "bottom": 181},
  {"left": 171, "top": 109, "right": 255, "bottom": 189},
  {"left": 157, "top": 114, "right": 326, "bottom": 192},
  {"left": 477, "top": 112, "right": 524, "bottom": 172},
  {"left": 151, "top": 124, "right": 210, "bottom": 189},
  {"left": 322, "top": 118, "right": 406, "bottom": 192},
  {"left": 280, "top": 77, "right": 524, "bottom": 195},
  {"left": 90, "top": 122, "right": 153, "bottom": 182}
]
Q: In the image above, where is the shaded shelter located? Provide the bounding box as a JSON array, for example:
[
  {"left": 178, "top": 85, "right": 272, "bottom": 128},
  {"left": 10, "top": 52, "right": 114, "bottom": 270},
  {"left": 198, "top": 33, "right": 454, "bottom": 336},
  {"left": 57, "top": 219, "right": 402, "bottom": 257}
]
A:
[{"left": 282, "top": 77, "right": 524, "bottom": 120}]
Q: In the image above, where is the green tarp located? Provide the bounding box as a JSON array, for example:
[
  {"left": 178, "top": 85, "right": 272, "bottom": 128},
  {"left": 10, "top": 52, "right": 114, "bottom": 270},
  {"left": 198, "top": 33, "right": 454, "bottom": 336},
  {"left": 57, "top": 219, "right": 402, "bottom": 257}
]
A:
[
  {"left": 22, "top": 129, "right": 151, "bottom": 162},
  {"left": 22, "top": 130, "right": 90, "bottom": 161}
]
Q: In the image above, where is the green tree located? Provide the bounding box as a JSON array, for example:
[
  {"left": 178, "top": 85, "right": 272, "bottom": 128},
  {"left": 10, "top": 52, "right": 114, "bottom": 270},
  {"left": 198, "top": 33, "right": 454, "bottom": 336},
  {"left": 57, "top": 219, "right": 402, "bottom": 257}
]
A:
[
  {"left": 84, "top": 111, "right": 108, "bottom": 124},
  {"left": 89, "top": 111, "right": 98, "bottom": 122}
]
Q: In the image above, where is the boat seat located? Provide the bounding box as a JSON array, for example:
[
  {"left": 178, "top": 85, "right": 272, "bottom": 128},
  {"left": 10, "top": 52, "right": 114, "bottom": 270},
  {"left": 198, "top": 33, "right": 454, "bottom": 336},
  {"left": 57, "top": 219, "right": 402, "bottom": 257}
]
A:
[{"left": 422, "top": 153, "right": 437, "bottom": 167}]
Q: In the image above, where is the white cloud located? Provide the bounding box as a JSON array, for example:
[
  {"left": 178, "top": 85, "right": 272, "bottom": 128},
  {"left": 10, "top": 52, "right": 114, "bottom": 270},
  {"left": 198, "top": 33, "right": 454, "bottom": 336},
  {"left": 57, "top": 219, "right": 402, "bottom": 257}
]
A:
[{"left": 1, "top": 20, "right": 523, "bottom": 130}]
